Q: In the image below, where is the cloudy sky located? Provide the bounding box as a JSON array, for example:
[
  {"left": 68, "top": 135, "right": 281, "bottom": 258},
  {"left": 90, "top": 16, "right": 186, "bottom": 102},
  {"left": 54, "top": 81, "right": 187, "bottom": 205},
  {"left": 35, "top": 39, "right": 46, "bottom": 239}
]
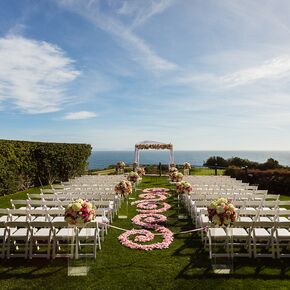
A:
[{"left": 1, "top": 0, "right": 290, "bottom": 150}]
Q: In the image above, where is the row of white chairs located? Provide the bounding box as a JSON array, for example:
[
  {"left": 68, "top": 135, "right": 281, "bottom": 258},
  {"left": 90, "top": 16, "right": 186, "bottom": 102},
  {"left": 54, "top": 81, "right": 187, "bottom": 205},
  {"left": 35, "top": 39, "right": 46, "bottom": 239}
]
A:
[
  {"left": 0, "top": 220, "right": 101, "bottom": 259},
  {"left": 10, "top": 199, "right": 115, "bottom": 222},
  {"left": 189, "top": 199, "right": 290, "bottom": 225},
  {"left": 181, "top": 176, "right": 290, "bottom": 259},
  {"left": 0, "top": 208, "right": 109, "bottom": 240},
  {"left": 27, "top": 193, "right": 121, "bottom": 209},
  {"left": 204, "top": 218, "right": 290, "bottom": 259}
]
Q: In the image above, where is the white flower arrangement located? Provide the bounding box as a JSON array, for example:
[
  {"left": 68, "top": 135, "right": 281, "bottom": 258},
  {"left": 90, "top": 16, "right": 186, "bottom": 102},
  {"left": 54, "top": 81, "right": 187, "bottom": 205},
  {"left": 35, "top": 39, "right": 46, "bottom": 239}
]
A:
[{"left": 207, "top": 198, "right": 236, "bottom": 227}]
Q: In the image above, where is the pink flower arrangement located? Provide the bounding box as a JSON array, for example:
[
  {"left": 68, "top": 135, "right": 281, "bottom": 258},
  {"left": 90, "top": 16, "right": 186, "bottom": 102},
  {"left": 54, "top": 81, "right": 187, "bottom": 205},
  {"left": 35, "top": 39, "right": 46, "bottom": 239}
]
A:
[
  {"left": 136, "top": 167, "right": 146, "bottom": 176},
  {"left": 127, "top": 171, "right": 141, "bottom": 183},
  {"left": 65, "top": 199, "right": 96, "bottom": 225},
  {"left": 118, "top": 226, "right": 174, "bottom": 251},
  {"left": 183, "top": 162, "right": 191, "bottom": 169},
  {"left": 138, "top": 193, "right": 168, "bottom": 201},
  {"left": 115, "top": 180, "right": 133, "bottom": 197},
  {"left": 136, "top": 201, "right": 158, "bottom": 210},
  {"left": 137, "top": 202, "right": 171, "bottom": 213},
  {"left": 176, "top": 181, "right": 193, "bottom": 194},
  {"left": 142, "top": 188, "right": 169, "bottom": 193},
  {"left": 132, "top": 213, "right": 167, "bottom": 229},
  {"left": 207, "top": 198, "right": 236, "bottom": 227},
  {"left": 118, "top": 187, "right": 174, "bottom": 250},
  {"left": 135, "top": 143, "right": 173, "bottom": 150},
  {"left": 170, "top": 171, "right": 183, "bottom": 182},
  {"left": 116, "top": 161, "right": 126, "bottom": 169},
  {"left": 168, "top": 167, "right": 178, "bottom": 177}
]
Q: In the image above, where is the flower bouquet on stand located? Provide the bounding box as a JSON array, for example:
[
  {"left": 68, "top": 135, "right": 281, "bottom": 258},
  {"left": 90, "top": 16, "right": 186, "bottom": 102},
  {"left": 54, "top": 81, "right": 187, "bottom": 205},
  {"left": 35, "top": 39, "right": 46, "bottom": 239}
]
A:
[
  {"left": 136, "top": 167, "right": 146, "bottom": 177},
  {"left": 127, "top": 171, "right": 141, "bottom": 186},
  {"left": 116, "top": 161, "right": 126, "bottom": 175},
  {"left": 115, "top": 180, "right": 133, "bottom": 219},
  {"left": 168, "top": 167, "right": 178, "bottom": 180},
  {"left": 170, "top": 171, "right": 183, "bottom": 183},
  {"left": 115, "top": 180, "right": 133, "bottom": 198},
  {"left": 176, "top": 181, "right": 192, "bottom": 194},
  {"left": 183, "top": 162, "right": 191, "bottom": 176},
  {"left": 208, "top": 198, "right": 236, "bottom": 227},
  {"left": 65, "top": 199, "right": 96, "bottom": 225},
  {"left": 65, "top": 200, "right": 96, "bottom": 276},
  {"left": 176, "top": 181, "right": 192, "bottom": 220},
  {"left": 207, "top": 198, "right": 236, "bottom": 274}
]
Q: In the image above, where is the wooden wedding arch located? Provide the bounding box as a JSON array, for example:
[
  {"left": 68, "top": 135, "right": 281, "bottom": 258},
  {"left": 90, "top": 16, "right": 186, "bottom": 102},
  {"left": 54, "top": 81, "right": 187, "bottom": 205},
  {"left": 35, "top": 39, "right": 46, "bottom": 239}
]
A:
[{"left": 134, "top": 141, "right": 174, "bottom": 166}]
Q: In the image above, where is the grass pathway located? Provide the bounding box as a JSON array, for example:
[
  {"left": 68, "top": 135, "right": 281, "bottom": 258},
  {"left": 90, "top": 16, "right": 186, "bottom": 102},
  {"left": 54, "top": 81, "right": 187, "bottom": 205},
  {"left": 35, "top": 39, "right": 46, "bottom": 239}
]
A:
[{"left": 0, "top": 176, "right": 290, "bottom": 290}]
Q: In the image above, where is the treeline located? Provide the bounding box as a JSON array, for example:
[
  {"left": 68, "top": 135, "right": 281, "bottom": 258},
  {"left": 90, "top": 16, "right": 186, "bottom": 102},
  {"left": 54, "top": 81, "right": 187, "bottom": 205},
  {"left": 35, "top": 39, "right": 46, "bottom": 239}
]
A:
[
  {"left": 0, "top": 140, "right": 92, "bottom": 196},
  {"left": 204, "top": 156, "right": 284, "bottom": 170}
]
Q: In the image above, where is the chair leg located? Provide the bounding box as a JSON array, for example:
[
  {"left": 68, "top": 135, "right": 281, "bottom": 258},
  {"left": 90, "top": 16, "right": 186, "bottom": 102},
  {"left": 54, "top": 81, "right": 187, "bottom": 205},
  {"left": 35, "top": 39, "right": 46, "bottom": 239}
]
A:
[
  {"left": 208, "top": 236, "right": 212, "bottom": 259},
  {"left": 253, "top": 239, "right": 257, "bottom": 258},
  {"left": 98, "top": 233, "right": 101, "bottom": 250},
  {"left": 7, "top": 239, "right": 11, "bottom": 259},
  {"left": 248, "top": 238, "right": 252, "bottom": 258},
  {"left": 47, "top": 240, "right": 51, "bottom": 259},
  {"left": 25, "top": 240, "right": 29, "bottom": 259},
  {"left": 29, "top": 239, "right": 33, "bottom": 259},
  {"left": 271, "top": 237, "right": 275, "bottom": 259},
  {"left": 276, "top": 240, "right": 280, "bottom": 259},
  {"left": 52, "top": 239, "right": 56, "bottom": 259},
  {"left": 75, "top": 238, "right": 78, "bottom": 260}
]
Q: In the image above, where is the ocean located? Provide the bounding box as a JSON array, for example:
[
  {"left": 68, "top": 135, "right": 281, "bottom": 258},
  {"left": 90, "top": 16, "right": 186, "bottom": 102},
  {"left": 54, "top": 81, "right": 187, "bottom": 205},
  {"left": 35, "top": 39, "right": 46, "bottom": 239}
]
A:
[{"left": 88, "top": 151, "right": 290, "bottom": 169}]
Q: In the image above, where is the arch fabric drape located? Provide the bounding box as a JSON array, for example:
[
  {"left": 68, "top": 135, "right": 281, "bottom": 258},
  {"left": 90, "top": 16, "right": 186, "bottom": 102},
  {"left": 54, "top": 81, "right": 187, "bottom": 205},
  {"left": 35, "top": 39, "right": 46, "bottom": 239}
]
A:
[{"left": 134, "top": 148, "right": 174, "bottom": 166}]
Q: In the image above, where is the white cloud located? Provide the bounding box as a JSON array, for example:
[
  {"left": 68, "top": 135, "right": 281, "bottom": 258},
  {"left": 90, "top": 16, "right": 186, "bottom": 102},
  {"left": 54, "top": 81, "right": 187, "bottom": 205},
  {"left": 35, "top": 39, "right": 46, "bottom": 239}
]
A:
[
  {"left": 117, "top": 0, "right": 175, "bottom": 28},
  {"left": 176, "top": 55, "right": 290, "bottom": 89},
  {"left": 64, "top": 111, "right": 98, "bottom": 120},
  {"left": 58, "top": 0, "right": 177, "bottom": 72},
  {"left": 0, "top": 35, "right": 79, "bottom": 114},
  {"left": 220, "top": 55, "right": 290, "bottom": 87}
]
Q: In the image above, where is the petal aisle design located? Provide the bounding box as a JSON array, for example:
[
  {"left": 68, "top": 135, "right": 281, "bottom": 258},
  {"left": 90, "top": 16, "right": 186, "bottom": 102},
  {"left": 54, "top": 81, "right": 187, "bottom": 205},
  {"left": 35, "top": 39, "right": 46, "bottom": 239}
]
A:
[{"left": 118, "top": 188, "right": 174, "bottom": 250}]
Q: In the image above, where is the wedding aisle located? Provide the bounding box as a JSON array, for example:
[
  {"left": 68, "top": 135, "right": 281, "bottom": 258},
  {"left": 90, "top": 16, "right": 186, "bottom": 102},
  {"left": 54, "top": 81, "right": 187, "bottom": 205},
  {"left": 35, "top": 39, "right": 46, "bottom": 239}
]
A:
[
  {"left": 118, "top": 187, "right": 174, "bottom": 250},
  {"left": 1, "top": 176, "right": 289, "bottom": 290}
]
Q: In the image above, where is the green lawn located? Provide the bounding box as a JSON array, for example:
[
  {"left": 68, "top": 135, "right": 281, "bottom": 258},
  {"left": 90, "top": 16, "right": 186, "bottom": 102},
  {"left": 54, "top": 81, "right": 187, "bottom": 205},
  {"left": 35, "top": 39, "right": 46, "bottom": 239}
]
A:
[
  {"left": 0, "top": 176, "right": 290, "bottom": 290},
  {"left": 190, "top": 167, "right": 225, "bottom": 176}
]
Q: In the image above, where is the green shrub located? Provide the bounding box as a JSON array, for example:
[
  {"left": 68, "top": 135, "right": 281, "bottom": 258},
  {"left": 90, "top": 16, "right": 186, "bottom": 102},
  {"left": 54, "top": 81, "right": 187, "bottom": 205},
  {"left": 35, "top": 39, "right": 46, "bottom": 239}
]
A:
[
  {"left": 0, "top": 140, "right": 92, "bottom": 196},
  {"left": 225, "top": 166, "right": 290, "bottom": 196}
]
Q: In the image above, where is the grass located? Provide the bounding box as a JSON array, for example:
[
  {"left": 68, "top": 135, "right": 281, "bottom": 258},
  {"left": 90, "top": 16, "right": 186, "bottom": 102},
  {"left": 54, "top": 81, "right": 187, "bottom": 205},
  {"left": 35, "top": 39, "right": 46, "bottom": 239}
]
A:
[
  {"left": 0, "top": 176, "right": 290, "bottom": 290},
  {"left": 190, "top": 168, "right": 225, "bottom": 176}
]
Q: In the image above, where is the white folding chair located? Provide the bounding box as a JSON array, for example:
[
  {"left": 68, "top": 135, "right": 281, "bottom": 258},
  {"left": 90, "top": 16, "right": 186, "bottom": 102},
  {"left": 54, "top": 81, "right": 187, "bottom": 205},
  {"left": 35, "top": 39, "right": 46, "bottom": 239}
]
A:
[
  {"left": 94, "top": 209, "right": 109, "bottom": 241},
  {"left": 76, "top": 222, "right": 101, "bottom": 259},
  {"left": 251, "top": 219, "right": 275, "bottom": 259},
  {"left": 0, "top": 209, "right": 10, "bottom": 222},
  {"left": 10, "top": 199, "right": 28, "bottom": 210},
  {"left": 52, "top": 221, "right": 76, "bottom": 259},
  {"left": 226, "top": 220, "right": 252, "bottom": 258},
  {"left": 275, "top": 220, "right": 290, "bottom": 259},
  {"left": 0, "top": 221, "right": 7, "bottom": 259},
  {"left": 206, "top": 225, "right": 229, "bottom": 259},
  {"left": 29, "top": 221, "right": 53, "bottom": 259},
  {"left": 6, "top": 221, "right": 31, "bottom": 259}
]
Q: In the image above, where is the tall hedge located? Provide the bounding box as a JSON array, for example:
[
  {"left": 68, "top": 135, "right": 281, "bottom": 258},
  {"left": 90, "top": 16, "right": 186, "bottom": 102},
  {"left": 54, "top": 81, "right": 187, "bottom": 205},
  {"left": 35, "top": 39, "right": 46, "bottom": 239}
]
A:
[
  {"left": 0, "top": 140, "right": 92, "bottom": 196},
  {"left": 225, "top": 166, "right": 290, "bottom": 197}
]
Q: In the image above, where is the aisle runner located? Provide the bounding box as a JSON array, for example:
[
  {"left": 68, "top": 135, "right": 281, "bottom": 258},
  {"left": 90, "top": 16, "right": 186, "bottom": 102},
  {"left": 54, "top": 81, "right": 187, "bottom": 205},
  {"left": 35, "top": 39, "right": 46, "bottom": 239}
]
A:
[{"left": 118, "top": 188, "right": 174, "bottom": 250}]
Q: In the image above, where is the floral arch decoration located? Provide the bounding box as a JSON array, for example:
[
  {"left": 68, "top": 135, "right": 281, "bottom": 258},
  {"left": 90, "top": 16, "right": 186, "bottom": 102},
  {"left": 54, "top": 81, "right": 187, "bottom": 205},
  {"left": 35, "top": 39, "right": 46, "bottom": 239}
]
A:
[{"left": 134, "top": 141, "right": 174, "bottom": 166}]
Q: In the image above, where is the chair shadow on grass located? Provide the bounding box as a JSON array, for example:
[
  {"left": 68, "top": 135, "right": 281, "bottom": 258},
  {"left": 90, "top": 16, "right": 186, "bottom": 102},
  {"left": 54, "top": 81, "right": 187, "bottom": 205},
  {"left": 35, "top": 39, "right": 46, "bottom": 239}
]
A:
[
  {"left": 0, "top": 258, "right": 66, "bottom": 280},
  {"left": 168, "top": 195, "right": 290, "bottom": 281},
  {"left": 172, "top": 231, "right": 290, "bottom": 281}
]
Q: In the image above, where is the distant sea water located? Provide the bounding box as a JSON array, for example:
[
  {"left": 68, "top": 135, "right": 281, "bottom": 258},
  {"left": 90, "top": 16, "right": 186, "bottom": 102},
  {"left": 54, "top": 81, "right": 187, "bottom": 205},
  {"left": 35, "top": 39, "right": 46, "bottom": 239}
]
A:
[{"left": 88, "top": 151, "right": 290, "bottom": 169}]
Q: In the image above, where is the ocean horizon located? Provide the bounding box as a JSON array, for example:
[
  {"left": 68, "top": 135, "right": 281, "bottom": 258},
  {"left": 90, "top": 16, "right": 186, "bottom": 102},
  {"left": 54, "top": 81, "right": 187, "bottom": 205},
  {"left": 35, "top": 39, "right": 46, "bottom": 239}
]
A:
[{"left": 88, "top": 150, "right": 290, "bottom": 169}]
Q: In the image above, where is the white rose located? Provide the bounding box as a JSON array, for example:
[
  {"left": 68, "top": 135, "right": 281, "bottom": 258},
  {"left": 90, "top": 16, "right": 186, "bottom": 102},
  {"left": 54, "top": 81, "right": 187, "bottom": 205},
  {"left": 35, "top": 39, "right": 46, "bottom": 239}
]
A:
[{"left": 216, "top": 205, "right": 225, "bottom": 214}]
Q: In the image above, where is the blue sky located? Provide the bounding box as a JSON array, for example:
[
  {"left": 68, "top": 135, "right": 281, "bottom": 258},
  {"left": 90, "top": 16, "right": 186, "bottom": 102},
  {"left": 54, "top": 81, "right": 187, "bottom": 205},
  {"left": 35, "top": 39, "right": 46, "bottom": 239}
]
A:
[{"left": 1, "top": 0, "right": 290, "bottom": 150}]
